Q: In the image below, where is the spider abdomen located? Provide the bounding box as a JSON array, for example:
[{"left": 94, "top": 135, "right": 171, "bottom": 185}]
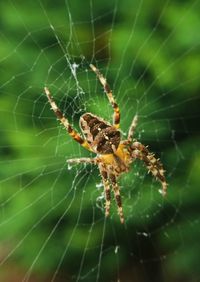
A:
[{"left": 80, "top": 113, "right": 121, "bottom": 154}]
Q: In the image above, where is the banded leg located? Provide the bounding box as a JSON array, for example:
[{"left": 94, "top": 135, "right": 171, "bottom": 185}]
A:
[
  {"left": 44, "top": 87, "right": 92, "bottom": 152},
  {"left": 128, "top": 115, "right": 138, "bottom": 142},
  {"left": 90, "top": 64, "right": 120, "bottom": 128},
  {"left": 109, "top": 173, "right": 124, "bottom": 224},
  {"left": 67, "top": 157, "right": 99, "bottom": 165},
  {"left": 131, "top": 141, "right": 167, "bottom": 196},
  {"left": 99, "top": 165, "right": 111, "bottom": 218}
]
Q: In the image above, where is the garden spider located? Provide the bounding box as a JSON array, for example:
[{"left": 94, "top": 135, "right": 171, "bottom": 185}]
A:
[{"left": 44, "top": 64, "right": 167, "bottom": 223}]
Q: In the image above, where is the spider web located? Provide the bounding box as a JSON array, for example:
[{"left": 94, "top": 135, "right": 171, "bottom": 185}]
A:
[{"left": 0, "top": 0, "right": 200, "bottom": 281}]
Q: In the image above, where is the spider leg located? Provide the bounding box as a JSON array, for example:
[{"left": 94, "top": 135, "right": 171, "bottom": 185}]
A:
[
  {"left": 131, "top": 141, "right": 167, "bottom": 196},
  {"left": 44, "top": 87, "right": 92, "bottom": 152},
  {"left": 99, "top": 165, "right": 111, "bottom": 218},
  {"left": 109, "top": 173, "right": 124, "bottom": 224},
  {"left": 128, "top": 115, "right": 138, "bottom": 142},
  {"left": 67, "top": 157, "right": 100, "bottom": 165},
  {"left": 90, "top": 64, "right": 120, "bottom": 129}
]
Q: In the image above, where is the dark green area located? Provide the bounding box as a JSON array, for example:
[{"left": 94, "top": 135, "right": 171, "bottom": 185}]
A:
[{"left": 0, "top": 0, "right": 200, "bottom": 281}]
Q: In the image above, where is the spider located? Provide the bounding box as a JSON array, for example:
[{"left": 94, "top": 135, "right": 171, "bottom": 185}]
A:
[{"left": 44, "top": 64, "right": 167, "bottom": 224}]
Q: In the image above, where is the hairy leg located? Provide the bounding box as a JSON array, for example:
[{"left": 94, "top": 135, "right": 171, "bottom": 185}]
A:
[
  {"left": 128, "top": 115, "right": 138, "bottom": 142},
  {"left": 109, "top": 173, "right": 124, "bottom": 224},
  {"left": 131, "top": 141, "right": 167, "bottom": 196},
  {"left": 90, "top": 64, "right": 120, "bottom": 128},
  {"left": 99, "top": 165, "right": 111, "bottom": 218},
  {"left": 66, "top": 157, "right": 100, "bottom": 165},
  {"left": 44, "top": 87, "right": 92, "bottom": 151}
]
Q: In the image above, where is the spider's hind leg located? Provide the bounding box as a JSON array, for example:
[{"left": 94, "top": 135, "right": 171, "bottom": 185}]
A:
[
  {"left": 99, "top": 165, "right": 111, "bottom": 218},
  {"left": 131, "top": 141, "right": 167, "bottom": 196},
  {"left": 109, "top": 173, "right": 124, "bottom": 224}
]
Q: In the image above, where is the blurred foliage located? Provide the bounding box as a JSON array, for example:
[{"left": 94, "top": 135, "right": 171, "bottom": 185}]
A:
[{"left": 0, "top": 0, "right": 200, "bottom": 281}]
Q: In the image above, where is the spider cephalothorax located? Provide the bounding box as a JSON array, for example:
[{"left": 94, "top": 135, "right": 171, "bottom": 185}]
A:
[{"left": 44, "top": 64, "right": 167, "bottom": 223}]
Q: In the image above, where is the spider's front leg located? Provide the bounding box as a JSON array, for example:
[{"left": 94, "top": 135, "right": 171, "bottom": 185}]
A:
[
  {"left": 90, "top": 64, "right": 120, "bottom": 129},
  {"left": 131, "top": 141, "right": 167, "bottom": 196},
  {"left": 44, "top": 87, "right": 92, "bottom": 152}
]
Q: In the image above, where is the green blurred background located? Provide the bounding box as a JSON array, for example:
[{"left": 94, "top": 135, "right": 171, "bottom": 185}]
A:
[{"left": 0, "top": 0, "right": 200, "bottom": 281}]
